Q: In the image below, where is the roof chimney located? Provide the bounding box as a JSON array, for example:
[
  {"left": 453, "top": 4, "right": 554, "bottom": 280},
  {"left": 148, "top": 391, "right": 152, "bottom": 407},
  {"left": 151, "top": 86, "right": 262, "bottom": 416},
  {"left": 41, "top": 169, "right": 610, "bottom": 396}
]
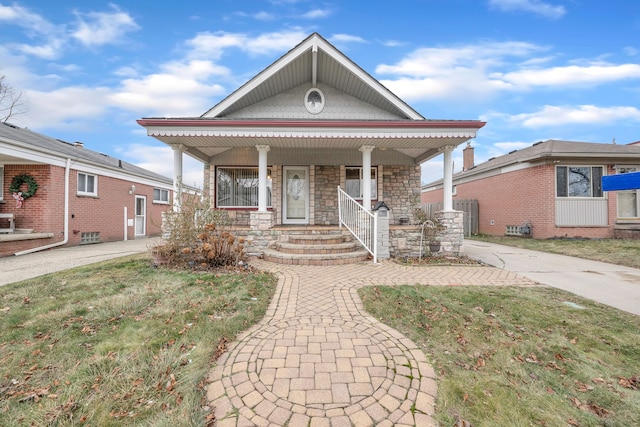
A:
[{"left": 463, "top": 142, "right": 474, "bottom": 171}]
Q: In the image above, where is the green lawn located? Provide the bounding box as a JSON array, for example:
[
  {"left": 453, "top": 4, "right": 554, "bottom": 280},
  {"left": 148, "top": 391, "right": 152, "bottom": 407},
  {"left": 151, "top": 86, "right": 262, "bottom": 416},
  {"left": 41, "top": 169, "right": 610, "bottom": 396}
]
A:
[
  {"left": 360, "top": 284, "right": 640, "bottom": 427},
  {"left": 0, "top": 255, "right": 276, "bottom": 426}
]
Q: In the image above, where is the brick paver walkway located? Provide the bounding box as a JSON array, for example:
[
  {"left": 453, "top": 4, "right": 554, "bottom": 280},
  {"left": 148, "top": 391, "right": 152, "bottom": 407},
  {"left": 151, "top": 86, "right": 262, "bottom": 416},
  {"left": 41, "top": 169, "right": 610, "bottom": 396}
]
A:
[{"left": 207, "top": 260, "right": 537, "bottom": 426}]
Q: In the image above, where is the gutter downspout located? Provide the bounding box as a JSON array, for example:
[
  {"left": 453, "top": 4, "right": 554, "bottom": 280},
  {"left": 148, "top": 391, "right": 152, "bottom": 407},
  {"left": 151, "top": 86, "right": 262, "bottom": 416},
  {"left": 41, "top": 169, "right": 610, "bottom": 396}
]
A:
[{"left": 15, "top": 158, "right": 70, "bottom": 256}]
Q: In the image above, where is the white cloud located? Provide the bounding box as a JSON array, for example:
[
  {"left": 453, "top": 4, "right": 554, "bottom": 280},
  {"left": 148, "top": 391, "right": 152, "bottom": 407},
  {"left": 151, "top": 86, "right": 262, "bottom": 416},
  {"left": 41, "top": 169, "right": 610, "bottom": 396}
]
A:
[
  {"left": 0, "top": 3, "right": 58, "bottom": 33},
  {"left": 488, "top": 0, "right": 566, "bottom": 19},
  {"left": 253, "top": 11, "right": 275, "bottom": 20},
  {"left": 381, "top": 40, "right": 407, "bottom": 48},
  {"left": 244, "top": 30, "right": 309, "bottom": 55},
  {"left": 121, "top": 144, "right": 204, "bottom": 188},
  {"left": 72, "top": 4, "right": 139, "bottom": 47},
  {"left": 15, "top": 40, "right": 65, "bottom": 60},
  {"left": 18, "top": 86, "right": 111, "bottom": 129},
  {"left": 495, "top": 63, "right": 640, "bottom": 87},
  {"left": 377, "top": 41, "right": 543, "bottom": 101},
  {"left": 329, "top": 34, "right": 367, "bottom": 44},
  {"left": 109, "top": 61, "right": 228, "bottom": 116},
  {"left": 301, "top": 8, "right": 332, "bottom": 19},
  {"left": 185, "top": 29, "right": 307, "bottom": 59},
  {"left": 0, "top": 3, "right": 66, "bottom": 59},
  {"left": 506, "top": 105, "right": 640, "bottom": 128},
  {"left": 493, "top": 141, "right": 532, "bottom": 151},
  {"left": 376, "top": 42, "right": 640, "bottom": 103}
]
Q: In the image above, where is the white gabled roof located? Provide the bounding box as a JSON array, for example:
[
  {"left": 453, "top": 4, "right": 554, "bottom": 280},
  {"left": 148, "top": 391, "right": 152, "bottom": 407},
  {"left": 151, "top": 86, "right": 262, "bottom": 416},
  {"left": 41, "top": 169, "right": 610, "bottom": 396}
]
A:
[
  {"left": 202, "top": 32, "right": 424, "bottom": 120},
  {"left": 138, "top": 33, "right": 485, "bottom": 164}
]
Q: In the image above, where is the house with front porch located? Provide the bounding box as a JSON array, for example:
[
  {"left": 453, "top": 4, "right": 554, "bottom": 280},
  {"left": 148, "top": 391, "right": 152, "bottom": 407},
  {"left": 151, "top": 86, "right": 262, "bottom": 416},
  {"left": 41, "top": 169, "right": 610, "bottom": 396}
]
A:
[{"left": 137, "top": 33, "right": 485, "bottom": 263}]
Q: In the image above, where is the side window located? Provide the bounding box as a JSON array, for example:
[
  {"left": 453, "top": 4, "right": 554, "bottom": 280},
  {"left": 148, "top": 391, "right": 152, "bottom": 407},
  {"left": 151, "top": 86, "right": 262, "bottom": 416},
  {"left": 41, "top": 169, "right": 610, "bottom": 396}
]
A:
[
  {"left": 77, "top": 172, "right": 97, "bottom": 196},
  {"left": 556, "top": 166, "right": 603, "bottom": 198},
  {"left": 153, "top": 188, "right": 169, "bottom": 204}
]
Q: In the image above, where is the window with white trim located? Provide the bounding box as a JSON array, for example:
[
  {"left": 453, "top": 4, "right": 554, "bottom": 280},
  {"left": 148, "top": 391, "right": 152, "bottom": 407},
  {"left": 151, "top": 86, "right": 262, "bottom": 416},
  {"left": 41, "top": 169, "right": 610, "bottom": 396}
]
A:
[
  {"left": 0, "top": 165, "right": 4, "bottom": 201},
  {"left": 77, "top": 172, "right": 97, "bottom": 196},
  {"left": 216, "top": 167, "right": 272, "bottom": 208},
  {"left": 556, "top": 166, "right": 603, "bottom": 198},
  {"left": 153, "top": 188, "right": 170, "bottom": 204},
  {"left": 345, "top": 167, "right": 377, "bottom": 199}
]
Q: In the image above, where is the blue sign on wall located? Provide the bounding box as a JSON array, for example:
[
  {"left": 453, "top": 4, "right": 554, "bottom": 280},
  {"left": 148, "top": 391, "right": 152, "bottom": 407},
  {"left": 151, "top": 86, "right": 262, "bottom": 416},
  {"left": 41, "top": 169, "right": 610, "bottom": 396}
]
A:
[{"left": 602, "top": 171, "right": 640, "bottom": 191}]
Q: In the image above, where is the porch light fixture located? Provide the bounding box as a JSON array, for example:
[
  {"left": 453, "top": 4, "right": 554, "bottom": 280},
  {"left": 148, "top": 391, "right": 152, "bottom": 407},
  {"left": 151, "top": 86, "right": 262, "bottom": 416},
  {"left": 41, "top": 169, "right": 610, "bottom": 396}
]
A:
[{"left": 129, "top": 184, "right": 136, "bottom": 194}]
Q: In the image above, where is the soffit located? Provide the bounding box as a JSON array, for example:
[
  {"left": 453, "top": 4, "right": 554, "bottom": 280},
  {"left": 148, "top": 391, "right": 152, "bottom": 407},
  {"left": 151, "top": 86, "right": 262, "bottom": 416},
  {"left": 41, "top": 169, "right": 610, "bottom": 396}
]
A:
[{"left": 202, "top": 33, "right": 422, "bottom": 120}]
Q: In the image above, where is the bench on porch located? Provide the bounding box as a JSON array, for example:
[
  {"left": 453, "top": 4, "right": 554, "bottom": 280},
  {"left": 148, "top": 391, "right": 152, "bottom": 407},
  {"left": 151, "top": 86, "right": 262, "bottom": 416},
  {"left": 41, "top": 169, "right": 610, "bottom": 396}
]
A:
[{"left": 0, "top": 213, "right": 15, "bottom": 234}]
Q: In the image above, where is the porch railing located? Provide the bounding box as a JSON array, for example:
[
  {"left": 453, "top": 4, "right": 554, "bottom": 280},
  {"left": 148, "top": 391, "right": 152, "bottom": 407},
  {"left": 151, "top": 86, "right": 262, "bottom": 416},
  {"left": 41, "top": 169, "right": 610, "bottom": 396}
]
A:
[{"left": 337, "top": 186, "right": 377, "bottom": 263}]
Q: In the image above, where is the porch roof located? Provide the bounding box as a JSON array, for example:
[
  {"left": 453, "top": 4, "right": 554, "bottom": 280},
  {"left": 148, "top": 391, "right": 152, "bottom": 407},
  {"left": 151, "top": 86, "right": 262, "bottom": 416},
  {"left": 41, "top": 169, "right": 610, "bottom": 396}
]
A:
[{"left": 136, "top": 117, "right": 485, "bottom": 164}]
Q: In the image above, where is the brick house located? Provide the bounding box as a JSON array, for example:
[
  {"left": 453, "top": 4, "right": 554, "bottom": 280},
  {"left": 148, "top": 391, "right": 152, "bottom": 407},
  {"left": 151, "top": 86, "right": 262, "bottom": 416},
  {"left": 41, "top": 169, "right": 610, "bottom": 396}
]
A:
[
  {"left": 422, "top": 139, "right": 640, "bottom": 239},
  {"left": 0, "top": 122, "right": 174, "bottom": 257},
  {"left": 137, "top": 33, "right": 485, "bottom": 262}
]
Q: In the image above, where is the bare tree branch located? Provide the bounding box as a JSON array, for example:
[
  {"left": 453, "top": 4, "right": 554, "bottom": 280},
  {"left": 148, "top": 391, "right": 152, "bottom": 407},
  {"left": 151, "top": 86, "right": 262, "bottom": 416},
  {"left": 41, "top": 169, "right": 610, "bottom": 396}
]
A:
[{"left": 0, "top": 75, "right": 27, "bottom": 123}]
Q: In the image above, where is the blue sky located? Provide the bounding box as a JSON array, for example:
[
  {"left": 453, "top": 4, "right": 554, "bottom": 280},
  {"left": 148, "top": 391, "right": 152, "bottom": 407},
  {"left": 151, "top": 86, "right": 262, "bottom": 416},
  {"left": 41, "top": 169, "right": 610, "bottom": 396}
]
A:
[{"left": 1, "top": 0, "right": 639, "bottom": 188}]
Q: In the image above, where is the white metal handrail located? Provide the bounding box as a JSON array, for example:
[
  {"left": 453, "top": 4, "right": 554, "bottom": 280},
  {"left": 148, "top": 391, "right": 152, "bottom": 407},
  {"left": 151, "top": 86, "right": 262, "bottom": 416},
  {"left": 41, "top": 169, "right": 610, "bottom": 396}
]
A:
[{"left": 337, "top": 186, "right": 377, "bottom": 263}]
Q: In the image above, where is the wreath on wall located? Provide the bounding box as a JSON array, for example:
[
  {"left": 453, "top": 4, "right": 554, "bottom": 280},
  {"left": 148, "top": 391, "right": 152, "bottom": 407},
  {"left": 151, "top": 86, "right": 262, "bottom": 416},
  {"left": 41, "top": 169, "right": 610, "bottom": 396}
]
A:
[{"left": 9, "top": 174, "right": 39, "bottom": 199}]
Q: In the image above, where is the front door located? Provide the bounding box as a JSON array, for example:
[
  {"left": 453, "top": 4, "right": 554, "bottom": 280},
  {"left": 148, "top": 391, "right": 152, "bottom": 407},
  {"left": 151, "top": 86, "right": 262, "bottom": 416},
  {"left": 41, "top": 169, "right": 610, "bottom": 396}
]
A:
[
  {"left": 283, "top": 166, "right": 309, "bottom": 224},
  {"left": 135, "top": 195, "right": 146, "bottom": 236}
]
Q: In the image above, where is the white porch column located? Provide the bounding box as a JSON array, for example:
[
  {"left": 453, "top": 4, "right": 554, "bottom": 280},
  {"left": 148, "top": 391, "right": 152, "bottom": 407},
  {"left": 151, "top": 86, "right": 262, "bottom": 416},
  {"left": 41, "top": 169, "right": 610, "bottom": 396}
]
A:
[
  {"left": 359, "top": 145, "right": 375, "bottom": 211},
  {"left": 442, "top": 145, "right": 455, "bottom": 211},
  {"left": 256, "top": 145, "right": 270, "bottom": 212},
  {"left": 171, "top": 144, "right": 184, "bottom": 211}
]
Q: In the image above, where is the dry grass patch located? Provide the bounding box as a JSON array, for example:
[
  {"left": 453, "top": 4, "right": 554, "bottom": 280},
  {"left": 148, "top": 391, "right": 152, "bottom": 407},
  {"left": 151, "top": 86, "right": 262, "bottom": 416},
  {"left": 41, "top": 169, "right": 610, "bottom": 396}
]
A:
[
  {"left": 360, "top": 285, "right": 640, "bottom": 427},
  {"left": 0, "top": 255, "right": 276, "bottom": 426}
]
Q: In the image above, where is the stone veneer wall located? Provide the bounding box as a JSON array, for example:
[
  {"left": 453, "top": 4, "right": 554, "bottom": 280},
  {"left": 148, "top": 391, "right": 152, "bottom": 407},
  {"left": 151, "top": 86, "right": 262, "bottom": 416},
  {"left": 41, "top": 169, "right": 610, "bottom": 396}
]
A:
[
  {"left": 314, "top": 165, "right": 340, "bottom": 225},
  {"left": 389, "top": 211, "right": 465, "bottom": 258},
  {"left": 381, "top": 165, "right": 422, "bottom": 224}
]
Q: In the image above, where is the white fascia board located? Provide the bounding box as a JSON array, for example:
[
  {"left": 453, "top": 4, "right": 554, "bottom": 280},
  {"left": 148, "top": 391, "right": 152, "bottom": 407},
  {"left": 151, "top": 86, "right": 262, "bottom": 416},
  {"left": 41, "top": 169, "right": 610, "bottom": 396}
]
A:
[
  {"left": 501, "top": 162, "right": 535, "bottom": 174},
  {"left": 146, "top": 125, "right": 478, "bottom": 139},
  {"left": 203, "top": 38, "right": 317, "bottom": 118},
  {"left": 0, "top": 141, "right": 69, "bottom": 167},
  {"left": 1, "top": 140, "right": 171, "bottom": 189},
  {"left": 71, "top": 161, "right": 172, "bottom": 189},
  {"left": 315, "top": 38, "right": 423, "bottom": 120}
]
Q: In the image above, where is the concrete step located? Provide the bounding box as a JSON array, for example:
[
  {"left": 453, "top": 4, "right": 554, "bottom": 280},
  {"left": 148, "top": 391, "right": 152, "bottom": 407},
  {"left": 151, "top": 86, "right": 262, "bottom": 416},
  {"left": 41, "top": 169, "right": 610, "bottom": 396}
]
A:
[
  {"left": 275, "top": 240, "right": 361, "bottom": 255},
  {"left": 262, "top": 248, "right": 370, "bottom": 265},
  {"left": 288, "top": 234, "right": 348, "bottom": 245}
]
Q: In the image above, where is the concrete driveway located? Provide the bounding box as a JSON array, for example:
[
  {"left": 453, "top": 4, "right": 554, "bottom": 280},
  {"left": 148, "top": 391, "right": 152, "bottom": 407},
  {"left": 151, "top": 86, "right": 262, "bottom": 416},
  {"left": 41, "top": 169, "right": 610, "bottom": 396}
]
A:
[
  {"left": 464, "top": 239, "right": 640, "bottom": 316},
  {"left": 0, "top": 237, "right": 159, "bottom": 287}
]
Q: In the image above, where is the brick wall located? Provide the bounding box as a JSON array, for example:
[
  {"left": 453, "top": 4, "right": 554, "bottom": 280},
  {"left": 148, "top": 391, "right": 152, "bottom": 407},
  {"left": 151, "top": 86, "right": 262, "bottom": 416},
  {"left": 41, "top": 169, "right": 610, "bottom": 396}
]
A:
[
  {"left": 67, "top": 169, "right": 167, "bottom": 244},
  {"left": 422, "top": 164, "right": 618, "bottom": 239},
  {"left": 1, "top": 164, "right": 169, "bottom": 256},
  {"left": 3, "top": 164, "right": 61, "bottom": 234}
]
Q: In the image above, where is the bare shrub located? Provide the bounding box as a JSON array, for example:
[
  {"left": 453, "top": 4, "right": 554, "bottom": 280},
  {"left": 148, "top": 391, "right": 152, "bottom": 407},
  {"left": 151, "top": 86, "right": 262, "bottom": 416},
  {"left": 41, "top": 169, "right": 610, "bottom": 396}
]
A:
[{"left": 150, "top": 196, "right": 246, "bottom": 269}]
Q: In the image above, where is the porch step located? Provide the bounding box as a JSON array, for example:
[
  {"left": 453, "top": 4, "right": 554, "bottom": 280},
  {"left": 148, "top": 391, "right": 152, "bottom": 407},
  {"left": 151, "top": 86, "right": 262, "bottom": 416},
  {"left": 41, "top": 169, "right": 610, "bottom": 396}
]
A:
[{"left": 262, "top": 230, "right": 371, "bottom": 265}]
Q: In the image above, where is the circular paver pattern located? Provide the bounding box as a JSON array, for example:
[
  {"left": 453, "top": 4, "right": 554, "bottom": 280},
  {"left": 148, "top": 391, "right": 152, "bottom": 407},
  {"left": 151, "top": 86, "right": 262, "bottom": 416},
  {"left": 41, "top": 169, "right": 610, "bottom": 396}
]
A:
[
  {"left": 210, "top": 315, "right": 435, "bottom": 426},
  {"left": 207, "top": 260, "right": 536, "bottom": 426}
]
